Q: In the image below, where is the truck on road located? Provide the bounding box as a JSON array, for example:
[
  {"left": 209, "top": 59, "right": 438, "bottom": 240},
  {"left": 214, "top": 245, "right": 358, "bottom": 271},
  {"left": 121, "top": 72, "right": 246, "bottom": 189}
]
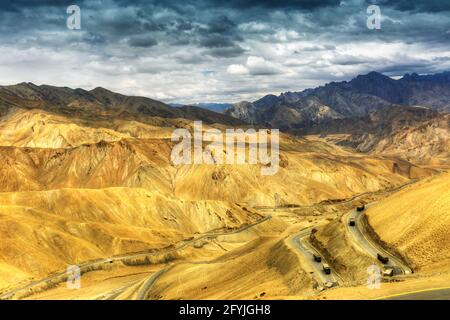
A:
[
  {"left": 349, "top": 218, "right": 356, "bottom": 226},
  {"left": 377, "top": 253, "right": 389, "bottom": 264},
  {"left": 313, "top": 254, "right": 322, "bottom": 263},
  {"left": 322, "top": 263, "right": 331, "bottom": 275},
  {"left": 356, "top": 204, "right": 365, "bottom": 212}
]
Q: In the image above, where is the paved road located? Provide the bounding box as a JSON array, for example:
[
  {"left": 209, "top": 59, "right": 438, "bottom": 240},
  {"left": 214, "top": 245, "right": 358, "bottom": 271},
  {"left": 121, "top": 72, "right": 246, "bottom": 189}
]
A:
[
  {"left": 135, "top": 267, "right": 172, "bottom": 300},
  {"left": 95, "top": 280, "right": 143, "bottom": 300},
  {"left": 345, "top": 206, "right": 412, "bottom": 275},
  {"left": 0, "top": 215, "right": 271, "bottom": 300},
  {"left": 111, "top": 215, "right": 272, "bottom": 262},
  {"left": 132, "top": 260, "right": 212, "bottom": 300},
  {"left": 377, "top": 287, "right": 450, "bottom": 300},
  {"left": 291, "top": 228, "right": 340, "bottom": 287},
  {"left": 128, "top": 214, "right": 276, "bottom": 301}
]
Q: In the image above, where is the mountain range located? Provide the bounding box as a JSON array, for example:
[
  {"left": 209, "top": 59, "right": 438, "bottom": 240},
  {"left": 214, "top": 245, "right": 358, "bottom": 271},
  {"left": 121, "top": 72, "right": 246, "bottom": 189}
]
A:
[
  {"left": 1, "top": 72, "right": 448, "bottom": 167},
  {"left": 224, "top": 71, "right": 450, "bottom": 130},
  {"left": 0, "top": 73, "right": 448, "bottom": 299},
  {"left": 300, "top": 105, "right": 450, "bottom": 165},
  {"left": 0, "top": 83, "right": 243, "bottom": 126}
]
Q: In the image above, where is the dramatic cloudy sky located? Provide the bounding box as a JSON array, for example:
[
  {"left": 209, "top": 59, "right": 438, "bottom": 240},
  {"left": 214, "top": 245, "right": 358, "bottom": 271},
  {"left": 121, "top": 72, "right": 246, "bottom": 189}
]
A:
[{"left": 1, "top": 0, "right": 449, "bottom": 103}]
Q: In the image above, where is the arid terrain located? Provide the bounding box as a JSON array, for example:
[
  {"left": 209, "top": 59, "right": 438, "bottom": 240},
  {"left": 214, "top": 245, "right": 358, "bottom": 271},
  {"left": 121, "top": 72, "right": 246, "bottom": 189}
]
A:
[{"left": 0, "top": 81, "right": 448, "bottom": 300}]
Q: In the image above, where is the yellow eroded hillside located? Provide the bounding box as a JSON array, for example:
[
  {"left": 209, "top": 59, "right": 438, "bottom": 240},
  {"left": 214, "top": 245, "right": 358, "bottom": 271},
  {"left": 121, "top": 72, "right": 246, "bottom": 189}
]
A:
[
  {"left": 0, "top": 108, "right": 177, "bottom": 148},
  {"left": 0, "top": 188, "right": 261, "bottom": 288},
  {"left": 367, "top": 172, "right": 450, "bottom": 270},
  {"left": 0, "top": 107, "right": 438, "bottom": 296},
  {"left": 0, "top": 134, "right": 430, "bottom": 205}
]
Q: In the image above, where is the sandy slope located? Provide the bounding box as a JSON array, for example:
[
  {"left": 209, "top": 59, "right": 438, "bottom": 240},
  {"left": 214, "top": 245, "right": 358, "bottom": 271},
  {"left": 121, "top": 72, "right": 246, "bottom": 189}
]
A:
[
  {"left": 0, "top": 107, "right": 435, "bottom": 295},
  {"left": 0, "top": 108, "right": 178, "bottom": 148},
  {"left": 0, "top": 188, "right": 262, "bottom": 288},
  {"left": 310, "top": 220, "right": 376, "bottom": 282},
  {"left": 147, "top": 237, "right": 312, "bottom": 300},
  {"left": 0, "top": 114, "right": 429, "bottom": 204},
  {"left": 367, "top": 172, "right": 450, "bottom": 271}
]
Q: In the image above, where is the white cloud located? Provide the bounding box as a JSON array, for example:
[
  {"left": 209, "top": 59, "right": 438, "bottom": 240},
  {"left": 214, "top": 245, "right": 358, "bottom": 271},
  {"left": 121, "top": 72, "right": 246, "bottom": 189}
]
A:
[
  {"left": 273, "top": 30, "right": 301, "bottom": 42},
  {"left": 226, "top": 64, "right": 249, "bottom": 75},
  {"left": 246, "top": 56, "right": 280, "bottom": 75},
  {"left": 227, "top": 56, "right": 281, "bottom": 76}
]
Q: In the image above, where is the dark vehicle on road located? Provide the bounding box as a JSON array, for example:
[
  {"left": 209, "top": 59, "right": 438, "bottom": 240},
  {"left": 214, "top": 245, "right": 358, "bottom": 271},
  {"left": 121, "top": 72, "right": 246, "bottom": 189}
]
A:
[
  {"left": 313, "top": 254, "right": 322, "bottom": 262},
  {"left": 377, "top": 253, "right": 389, "bottom": 264},
  {"left": 356, "top": 204, "right": 365, "bottom": 212},
  {"left": 322, "top": 263, "right": 331, "bottom": 274},
  {"left": 349, "top": 218, "right": 356, "bottom": 226}
]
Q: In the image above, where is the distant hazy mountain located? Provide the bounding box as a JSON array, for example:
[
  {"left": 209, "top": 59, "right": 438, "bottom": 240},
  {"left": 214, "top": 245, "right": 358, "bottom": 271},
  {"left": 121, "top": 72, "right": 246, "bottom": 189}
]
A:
[
  {"left": 225, "top": 71, "right": 450, "bottom": 129},
  {"left": 171, "top": 102, "right": 232, "bottom": 113},
  {"left": 192, "top": 103, "right": 232, "bottom": 113}
]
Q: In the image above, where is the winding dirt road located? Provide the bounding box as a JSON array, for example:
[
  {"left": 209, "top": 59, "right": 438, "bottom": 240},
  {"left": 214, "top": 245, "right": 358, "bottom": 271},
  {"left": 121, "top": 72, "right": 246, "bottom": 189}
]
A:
[
  {"left": 0, "top": 215, "right": 271, "bottom": 300},
  {"left": 345, "top": 206, "right": 412, "bottom": 275},
  {"left": 291, "top": 228, "right": 341, "bottom": 287}
]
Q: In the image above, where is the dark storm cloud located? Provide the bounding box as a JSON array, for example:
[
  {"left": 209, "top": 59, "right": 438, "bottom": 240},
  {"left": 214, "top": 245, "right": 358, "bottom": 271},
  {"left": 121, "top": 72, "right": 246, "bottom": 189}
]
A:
[
  {"left": 110, "top": 0, "right": 341, "bottom": 11},
  {"left": 0, "top": 0, "right": 76, "bottom": 12},
  {"left": 199, "top": 36, "right": 240, "bottom": 48},
  {"left": 194, "top": 15, "right": 245, "bottom": 57},
  {"left": 1, "top": 0, "right": 450, "bottom": 103},
  {"left": 127, "top": 35, "right": 158, "bottom": 47},
  {"left": 197, "top": 16, "right": 243, "bottom": 47},
  {"left": 206, "top": 46, "right": 245, "bottom": 58},
  {"left": 202, "top": 0, "right": 341, "bottom": 10},
  {"left": 378, "top": 62, "right": 438, "bottom": 76},
  {"left": 371, "top": 0, "right": 450, "bottom": 13},
  {"left": 3, "top": 0, "right": 446, "bottom": 50}
]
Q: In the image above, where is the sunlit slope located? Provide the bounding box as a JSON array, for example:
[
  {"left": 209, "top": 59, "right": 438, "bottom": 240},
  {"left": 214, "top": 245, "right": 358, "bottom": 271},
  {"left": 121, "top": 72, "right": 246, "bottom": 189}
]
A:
[
  {"left": 0, "top": 135, "right": 430, "bottom": 205},
  {"left": 0, "top": 108, "right": 177, "bottom": 148},
  {"left": 0, "top": 187, "right": 262, "bottom": 288},
  {"left": 0, "top": 106, "right": 434, "bottom": 291},
  {"left": 0, "top": 139, "right": 427, "bottom": 204},
  {"left": 367, "top": 172, "right": 450, "bottom": 271},
  {"left": 169, "top": 136, "right": 431, "bottom": 205},
  {"left": 309, "top": 221, "right": 375, "bottom": 282},
  {"left": 0, "top": 108, "right": 126, "bottom": 148},
  {"left": 147, "top": 237, "right": 311, "bottom": 299},
  {"left": 0, "top": 108, "right": 430, "bottom": 205}
]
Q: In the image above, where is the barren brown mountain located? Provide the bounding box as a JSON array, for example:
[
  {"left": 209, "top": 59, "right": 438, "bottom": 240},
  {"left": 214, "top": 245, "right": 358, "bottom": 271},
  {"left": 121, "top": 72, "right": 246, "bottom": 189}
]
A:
[
  {"left": 302, "top": 105, "right": 450, "bottom": 166},
  {"left": 0, "top": 83, "right": 447, "bottom": 300}
]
